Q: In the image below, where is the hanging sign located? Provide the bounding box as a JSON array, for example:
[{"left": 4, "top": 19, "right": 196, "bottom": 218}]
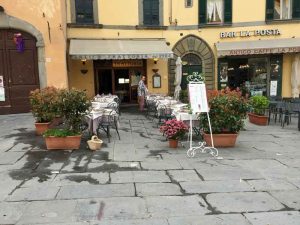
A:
[
  {"left": 188, "top": 83, "right": 209, "bottom": 113},
  {"left": 112, "top": 60, "right": 143, "bottom": 68}
]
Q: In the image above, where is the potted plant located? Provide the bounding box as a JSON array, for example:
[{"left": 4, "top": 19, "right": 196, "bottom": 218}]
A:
[
  {"left": 160, "top": 119, "right": 189, "bottom": 148},
  {"left": 198, "top": 90, "right": 249, "bottom": 147},
  {"left": 248, "top": 95, "right": 270, "bottom": 126},
  {"left": 29, "top": 87, "right": 59, "bottom": 135},
  {"left": 43, "top": 88, "right": 91, "bottom": 150}
]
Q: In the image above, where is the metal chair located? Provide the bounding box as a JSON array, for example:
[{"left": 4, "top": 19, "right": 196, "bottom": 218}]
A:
[
  {"left": 146, "top": 99, "right": 158, "bottom": 120},
  {"left": 157, "top": 104, "right": 175, "bottom": 126},
  {"left": 96, "top": 110, "right": 120, "bottom": 143}
]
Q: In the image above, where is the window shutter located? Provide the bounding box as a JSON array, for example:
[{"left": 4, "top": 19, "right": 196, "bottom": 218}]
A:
[
  {"left": 293, "top": 0, "right": 300, "bottom": 19},
  {"left": 266, "top": 0, "right": 274, "bottom": 21},
  {"left": 224, "top": 0, "right": 232, "bottom": 24},
  {"left": 199, "top": 0, "right": 207, "bottom": 25},
  {"left": 143, "top": 0, "right": 159, "bottom": 25},
  {"left": 75, "top": 0, "right": 94, "bottom": 24}
]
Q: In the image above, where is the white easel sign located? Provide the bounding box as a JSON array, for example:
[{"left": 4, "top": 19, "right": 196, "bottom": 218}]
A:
[
  {"left": 188, "top": 83, "right": 209, "bottom": 113},
  {"left": 187, "top": 82, "right": 218, "bottom": 158}
]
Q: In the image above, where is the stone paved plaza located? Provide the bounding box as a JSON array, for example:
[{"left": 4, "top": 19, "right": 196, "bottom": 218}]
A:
[{"left": 0, "top": 106, "right": 300, "bottom": 225}]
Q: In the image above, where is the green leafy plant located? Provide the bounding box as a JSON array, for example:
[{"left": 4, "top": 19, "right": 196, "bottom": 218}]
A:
[
  {"left": 249, "top": 95, "right": 269, "bottom": 115},
  {"left": 43, "top": 128, "right": 78, "bottom": 137},
  {"left": 199, "top": 90, "right": 249, "bottom": 134},
  {"left": 57, "top": 88, "right": 91, "bottom": 134},
  {"left": 29, "top": 87, "right": 60, "bottom": 123}
]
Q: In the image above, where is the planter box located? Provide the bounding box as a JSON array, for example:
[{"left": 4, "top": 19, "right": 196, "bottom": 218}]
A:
[
  {"left": 203, "top": 133, "right": 238, "bottom": 148},
  {"left": 35, "top": 122, "right": 51, "bottom": 135},
  {"left": 248, "top": 113, "right": 268, "bottom": 126},
  {"left": 45, "top": 135, "right": 81, "bottom": 150},
  {"left": 168, "top": 139, "right": 178, "bottom": 148}
]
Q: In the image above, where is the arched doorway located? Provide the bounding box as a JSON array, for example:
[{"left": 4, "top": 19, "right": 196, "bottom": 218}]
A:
[
  {"left": 168, "top": 35, "right": 215, "bottom": 94},
  {"left": 181, "top": 53, "right": 202, "bottom": 90},
  {"left": 0, "top": 29, "right": 39, "bottom": 114}
]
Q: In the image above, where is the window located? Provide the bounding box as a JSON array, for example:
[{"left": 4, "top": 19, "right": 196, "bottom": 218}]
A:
[
  {"left": 75, "top": 0, "right": 94, "bottom": 24},
  {"left": 266, "top": 0, "right": 300, "bottom": 20},
  {"left": 207, "top": 0, "right": 224, "bottom": 24},
  {"left": 274, "top": 0, "right": 293, "bottom": 19},
  {"left": 185, "top": 0, "right": 193, "bottom": 7},
  {"left": 143, "top": 0, "right": 160, "bottom": 25},
  {"left": 199, "top": 0, "right": 232, "bottom": 25}
]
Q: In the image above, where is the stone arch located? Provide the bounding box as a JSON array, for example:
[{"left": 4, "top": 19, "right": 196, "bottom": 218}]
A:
[
  {"left": 168, "top": 35, "right": 215, "bottom": 94},
  {"left": 0, "top": 11, "right": 46, "bottom": 87}
]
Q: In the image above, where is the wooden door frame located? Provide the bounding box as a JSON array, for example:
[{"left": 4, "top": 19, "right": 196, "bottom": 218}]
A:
[{"left": 93, "top": 60, "right": 147, "bottom": 103}]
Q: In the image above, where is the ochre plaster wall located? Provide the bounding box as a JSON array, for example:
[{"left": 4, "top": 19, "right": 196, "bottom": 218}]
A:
[{"left": 0, "top": 0, "right": 68, "bottom": 88}]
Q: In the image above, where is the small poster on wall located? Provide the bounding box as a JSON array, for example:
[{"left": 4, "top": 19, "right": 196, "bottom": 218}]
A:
[
  {"left": 0, "top": 87, "right": 5, "bottom": 101},
  {"left": 188, "top": 83, "right": 209, "bottom": 113},
  {"left": 270, "top": 80, "right": 278, "bottom": 96}
]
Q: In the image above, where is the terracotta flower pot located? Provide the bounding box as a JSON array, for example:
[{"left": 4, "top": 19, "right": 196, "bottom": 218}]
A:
[
  {"left": 35, "top": 122, "right": 51, "bottom": 135},
  {"left": 248, "top": 113, "right": 268, "bottom": 126},
  {"left": 169, "top": 139, "right": 179, "bottom": 148},
  {"left": 203, "top": 133, "right": 238, "bottom": 148},
  {"left": 45, "top": 135, "right": 82, "bottom": 150}
]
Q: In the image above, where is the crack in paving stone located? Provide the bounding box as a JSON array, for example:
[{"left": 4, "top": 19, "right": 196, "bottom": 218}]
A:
[
  {"left": 147, "top": 150, "right": 168, "bottom": 158},
  {"left": 166, "top": 170, "right": 188, "bottom": 196},
  {"left": 139, "top": 133, "right": 151, "bottom": 139},
  {"left": 64, "top": 174, "right": 100, "bottom": 184},
  {"left": 194, "top": 169, "right": 205, "bottom": 181},
  {"left": 200, "top": 193, "right": 222, "bottom": 215}
]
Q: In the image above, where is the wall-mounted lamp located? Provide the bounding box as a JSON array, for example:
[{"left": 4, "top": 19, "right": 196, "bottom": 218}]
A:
[
  {"left": 153, "top": 58, "right": 159, "bottom": 64},
  {"left": 80, "top": 59, "right": 88, "bottom": 75}
]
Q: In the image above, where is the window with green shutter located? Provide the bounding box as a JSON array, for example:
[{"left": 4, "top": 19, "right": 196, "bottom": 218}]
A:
[
  {"left": 143, "top": 0, "right": 160, "bottom": 25},
  {"left": 293, "top": 0, "right": 300, "bottom": 19},
  {"left": 75, "top": 0, "right": 94, "bottom": 24},
  {"left": 266, "top": 0, "right": 300, "bottom": 21},
  {"left": 199, "top": 0, "right": 232, "bottom": 25}
]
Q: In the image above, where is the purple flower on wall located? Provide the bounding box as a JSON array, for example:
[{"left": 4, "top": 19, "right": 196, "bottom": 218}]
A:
[{"left": 13, "top": 33, "right": 25, "bottom": 53}]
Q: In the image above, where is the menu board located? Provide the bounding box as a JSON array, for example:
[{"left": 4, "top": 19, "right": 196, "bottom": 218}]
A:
[{"left": 188, "top": 83, "right": 209, "bottom": 113}]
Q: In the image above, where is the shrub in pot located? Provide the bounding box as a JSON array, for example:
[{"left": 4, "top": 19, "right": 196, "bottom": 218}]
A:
[
  {"left": 160, "top": 119, "right": 189, "bottom": 148},
  {"left": 29, "top": 87, "right": 60, "bottom": 135},
  {"left": 43, "top": 88, "right": 91, "bottom": 150},
  {"left": 248, "top": 95, "right": 270, "bottom": 126},
  {"left": 198, "top": 90, "right": 249, "bottom": 147}
]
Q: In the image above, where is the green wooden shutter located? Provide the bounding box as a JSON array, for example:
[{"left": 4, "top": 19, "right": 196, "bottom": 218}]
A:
[
  {"left": 293, "top": 0, "right": 300, "bottom": 19},
  {"left": 143, "top": 0, "right": 159, "bottom": 25},
  {"left": 224, "top": 0, "right": 232, "bottom": 24},
  {"left": 266, "top": 0, "right": 274, "bottom": 21},
  {"left": 199, "top": 0, "right": 207, "bottom": 25}
]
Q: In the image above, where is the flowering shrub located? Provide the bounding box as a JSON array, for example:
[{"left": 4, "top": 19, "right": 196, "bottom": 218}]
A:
[
  {"left": 29, "top": 87, "right": 60, "bottom": 123},
  {"left": 199, "top": 89, "right": 249, "bottom": 134},
  {"left": 160, "top": 119, "right": 189, "bottom": 140}
]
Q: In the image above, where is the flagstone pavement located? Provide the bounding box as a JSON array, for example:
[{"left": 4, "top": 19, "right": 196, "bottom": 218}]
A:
[{"left": 0, "top": 106, "right": 300, "bottom": 225}]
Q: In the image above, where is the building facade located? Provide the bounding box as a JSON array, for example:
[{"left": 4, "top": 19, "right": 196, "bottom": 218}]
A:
[
  {"left": 0, "top": 0, "right": 68, "bottom": 114},
  {"left": 1, "top": 0, "right": 300, "bottom": 114},
  {"left": 67, "top": 0, "right": 300, "bottom": 101}
]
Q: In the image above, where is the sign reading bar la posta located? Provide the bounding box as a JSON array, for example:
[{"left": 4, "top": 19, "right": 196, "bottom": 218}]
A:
[{"left": 220, "top": 29, "right": 281, "bottom": 39}]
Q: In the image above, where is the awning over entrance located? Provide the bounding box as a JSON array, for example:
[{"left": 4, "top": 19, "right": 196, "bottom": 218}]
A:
[
  {"left": 69, "top": 39, "right": 173, "bottom": 60},
  {"left": 216, "top": 38, "right": 300, "bottom": 57}
]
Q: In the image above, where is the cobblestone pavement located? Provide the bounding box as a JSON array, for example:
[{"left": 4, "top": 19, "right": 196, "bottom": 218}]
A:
[{"left": 0, "top": 106, "right": 300, "bottom": 225}]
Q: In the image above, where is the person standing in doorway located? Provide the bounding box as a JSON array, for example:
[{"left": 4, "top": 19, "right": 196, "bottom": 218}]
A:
[{"left": 138, "top": 75, "right": 148, "bottom": 111}]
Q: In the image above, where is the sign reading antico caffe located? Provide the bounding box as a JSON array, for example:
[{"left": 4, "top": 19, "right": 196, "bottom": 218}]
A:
[
  {"left": 220, "top": 29, "right": 281, "bottom": 38},
  {"left": 226, "top": 47, "right": 300, "bottom": 56}
]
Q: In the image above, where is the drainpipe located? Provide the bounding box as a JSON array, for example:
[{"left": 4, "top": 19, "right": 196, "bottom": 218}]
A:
[{"left": 169, "top": 0, "right": 172, "bottom": 25}]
